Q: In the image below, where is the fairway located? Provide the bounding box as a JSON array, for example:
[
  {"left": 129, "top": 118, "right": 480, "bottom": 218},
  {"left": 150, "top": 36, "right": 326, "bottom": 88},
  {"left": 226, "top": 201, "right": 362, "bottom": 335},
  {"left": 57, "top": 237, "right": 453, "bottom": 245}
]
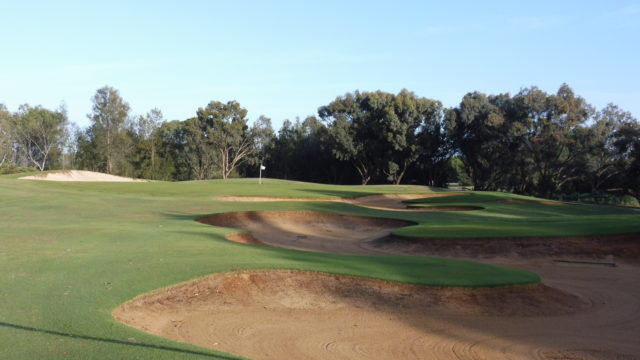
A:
[{"left": 1, "top": 173, "right": 640, "bottom": 359}]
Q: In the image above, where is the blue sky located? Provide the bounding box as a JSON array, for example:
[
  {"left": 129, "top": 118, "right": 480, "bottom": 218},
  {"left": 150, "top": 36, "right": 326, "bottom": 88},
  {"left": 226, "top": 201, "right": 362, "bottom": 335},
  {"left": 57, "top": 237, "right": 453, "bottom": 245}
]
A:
[{"left": 1, "top": 0, "right": 639, "bottom": 128}]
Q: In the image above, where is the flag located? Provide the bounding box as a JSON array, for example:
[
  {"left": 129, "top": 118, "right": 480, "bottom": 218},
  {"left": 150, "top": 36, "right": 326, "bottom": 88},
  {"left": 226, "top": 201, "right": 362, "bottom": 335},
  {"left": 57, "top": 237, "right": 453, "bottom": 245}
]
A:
[{"left": 260, "top": 165, "right": 266, "bottom": 170}]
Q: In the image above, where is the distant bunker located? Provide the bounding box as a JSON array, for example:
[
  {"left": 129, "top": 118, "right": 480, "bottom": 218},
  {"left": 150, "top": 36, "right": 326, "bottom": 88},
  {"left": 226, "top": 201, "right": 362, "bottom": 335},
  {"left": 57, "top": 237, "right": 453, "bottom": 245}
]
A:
[
  {"left": 198, "top": 211, "right": 413, "bottom": 254},
  {"left": 213, "top": 192, "right": 483, "bottom": 212},
  {"left": 199, "top": 210, "right": 640, "bottom": 258}
]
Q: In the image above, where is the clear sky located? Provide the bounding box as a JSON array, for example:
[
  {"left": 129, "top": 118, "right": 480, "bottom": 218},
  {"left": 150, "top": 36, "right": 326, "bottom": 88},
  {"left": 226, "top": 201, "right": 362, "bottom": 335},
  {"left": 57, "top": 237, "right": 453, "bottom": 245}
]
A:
[{"left": 1, "top": 0, "right": 639, "bottom": 128}]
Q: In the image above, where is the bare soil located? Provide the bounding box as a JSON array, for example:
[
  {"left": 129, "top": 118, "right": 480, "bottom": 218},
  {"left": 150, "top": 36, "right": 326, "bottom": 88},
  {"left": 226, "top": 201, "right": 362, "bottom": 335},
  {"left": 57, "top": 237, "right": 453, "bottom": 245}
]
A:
[{"left": 19, "top": 170, "right": 146, "bottom": 182}]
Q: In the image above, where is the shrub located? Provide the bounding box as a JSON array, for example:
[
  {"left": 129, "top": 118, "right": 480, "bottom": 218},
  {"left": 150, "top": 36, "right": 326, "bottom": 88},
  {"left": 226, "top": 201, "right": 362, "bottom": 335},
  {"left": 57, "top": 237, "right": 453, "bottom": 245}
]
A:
[{"left": 0, "top": 163, "right": 38, "bottom": 175}]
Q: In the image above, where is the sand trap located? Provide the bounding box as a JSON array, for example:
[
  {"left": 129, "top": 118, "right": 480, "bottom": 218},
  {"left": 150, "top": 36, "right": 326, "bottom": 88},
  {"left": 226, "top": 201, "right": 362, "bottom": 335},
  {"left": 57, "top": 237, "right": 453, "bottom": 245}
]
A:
[
  {"left": 19, "top": 170, "right": 146, "bottom": 182},
  {"left": 198, "top": 211, "right": 412, "bottom": 254},
  {"left": 214, "top": 192, "right": 466, "bottom": 212},
  {"left": 492, "top": 198, "right": 563, "bottom": 205},
  {"left": 370, "top": 234, "right": 640, "bottom": 259},
  {"left": 405, "top": 205, "right": 484, "bottom": 211},
  {"left": 116, "top": 211, "right": 640, "bottom": 359},
  {"left": 114, "top": 270, "right": 601, "bottom": 360},
  {"left": 199, "top": 211, "right": 640, "bottom": 259}
]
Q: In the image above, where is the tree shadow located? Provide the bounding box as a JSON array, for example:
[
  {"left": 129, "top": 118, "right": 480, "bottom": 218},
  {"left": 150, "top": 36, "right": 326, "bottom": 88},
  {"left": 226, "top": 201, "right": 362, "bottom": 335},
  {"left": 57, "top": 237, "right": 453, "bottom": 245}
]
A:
[{"left": 0, "top": 321, "right": 238, "bottom": 359}]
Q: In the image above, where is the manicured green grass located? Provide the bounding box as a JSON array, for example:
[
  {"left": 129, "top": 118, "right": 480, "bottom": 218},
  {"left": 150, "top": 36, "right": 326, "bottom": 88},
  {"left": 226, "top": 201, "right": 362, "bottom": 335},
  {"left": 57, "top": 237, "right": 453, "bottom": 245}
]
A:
[
  {"left": 0, "top": 176, "right": 637, "bottom": 359},
  {"left": 395, "top": 191, "right": 640, "bottom": 238}
]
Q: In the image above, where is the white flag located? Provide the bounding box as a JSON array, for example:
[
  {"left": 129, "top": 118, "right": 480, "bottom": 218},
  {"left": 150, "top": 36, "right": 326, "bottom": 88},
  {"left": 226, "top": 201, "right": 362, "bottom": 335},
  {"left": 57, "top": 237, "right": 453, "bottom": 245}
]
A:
[{"left": 260, "top": 165, "right": 266, "bottom": 170}]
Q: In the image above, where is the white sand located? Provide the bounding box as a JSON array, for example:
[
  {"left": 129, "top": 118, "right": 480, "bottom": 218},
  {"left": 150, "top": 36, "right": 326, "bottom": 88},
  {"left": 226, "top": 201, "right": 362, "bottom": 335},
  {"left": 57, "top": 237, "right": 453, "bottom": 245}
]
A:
[{"left": 19, "top": 170, "right": 146, "bottom": 182}]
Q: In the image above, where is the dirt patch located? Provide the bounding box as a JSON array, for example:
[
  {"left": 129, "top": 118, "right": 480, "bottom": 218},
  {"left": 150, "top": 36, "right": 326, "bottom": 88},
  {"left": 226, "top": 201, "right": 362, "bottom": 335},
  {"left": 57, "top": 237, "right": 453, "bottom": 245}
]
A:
[
  {"left": 114, "top": 269, "right": 596, "bottom": 360},
  {"left": 371, "top": 234, "right": 640, "bottom": 259},
  {"left": 198, "top": 211, "right": 413, "bottom": 254},
  {"left": 214, "top": 192, "right": 466, "bottom": 211},
  {"left": 19, "top": 170, "right": 146, "bottom": 182}
]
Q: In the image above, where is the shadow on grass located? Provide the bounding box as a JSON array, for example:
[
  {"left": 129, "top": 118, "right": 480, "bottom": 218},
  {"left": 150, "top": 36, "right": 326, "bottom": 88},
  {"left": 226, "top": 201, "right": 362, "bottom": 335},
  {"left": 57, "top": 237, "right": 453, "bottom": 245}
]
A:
[{"left": 0, "top": 321, "right": 237, "bottom": 359}]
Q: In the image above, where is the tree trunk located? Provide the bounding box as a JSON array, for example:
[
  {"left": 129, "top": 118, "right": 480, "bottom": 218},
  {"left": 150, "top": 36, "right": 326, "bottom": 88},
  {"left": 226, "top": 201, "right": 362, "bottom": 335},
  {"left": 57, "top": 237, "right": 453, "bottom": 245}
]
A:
[{"left": 354, "top": 162, "right": 370, "bottom": 185}]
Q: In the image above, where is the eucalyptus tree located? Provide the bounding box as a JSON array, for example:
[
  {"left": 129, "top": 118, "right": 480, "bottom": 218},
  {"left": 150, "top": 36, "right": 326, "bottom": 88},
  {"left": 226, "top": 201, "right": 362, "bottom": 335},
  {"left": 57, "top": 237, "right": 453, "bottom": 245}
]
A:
[
  {"left": 238, "top": 115, "right": 275, "bottom": 177},
  {"left": 515, "top": 84, "right": 593, "bottom": 196},
  {"left": 86, "top": 86, "right": 131, "bottom": 174},
  {"left": 320, "top": 89, "right": 440, "bottom": 184},
  {"left": 12, "top": 104, "right": 67, "bottom": 171},
  {"left": 191, "top": 100, "right": 256, "bottom": 179},
  {"left": 128, "top": 108, "right": 164, "bottom": 179},
  {"left": 613, "top": 118, "right": 640, "bottom": 197},
  {"left": 445, "top": 92, "right": 511, "bottom": 190},
  {"left": 0, "top": 104, "right": 12, "bottom": 166},
  {"left": 585, "top": 104, "right": 637, "bottom": 191}
]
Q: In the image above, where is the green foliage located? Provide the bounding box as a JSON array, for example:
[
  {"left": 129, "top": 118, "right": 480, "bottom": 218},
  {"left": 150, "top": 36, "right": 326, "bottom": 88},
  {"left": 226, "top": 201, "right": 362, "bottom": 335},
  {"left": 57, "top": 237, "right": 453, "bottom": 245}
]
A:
[
  {"left": 319, "top": 89, "right": 444, "bottom": 185},
  {"left": 0, "top": 163, "right": 38, "bottom": 174},
  {"left": 559, "top": 192, "right": 640, "bottom": 207},
  {"left": 196, "top": 100, "right": 255, "bottom": 179},
  {"left": 83, "top": 86, "right": 132, "bottom": 175},
  {"left": 11, "top": 105, "right": 67, "bottom": 171}
]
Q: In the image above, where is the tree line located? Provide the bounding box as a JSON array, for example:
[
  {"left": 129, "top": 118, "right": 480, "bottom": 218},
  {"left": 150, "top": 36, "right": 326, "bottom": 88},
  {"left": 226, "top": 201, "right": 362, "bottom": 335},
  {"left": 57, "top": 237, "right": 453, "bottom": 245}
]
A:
[{"left": 1, "top": 84, "right": 638, "bottom": 201}]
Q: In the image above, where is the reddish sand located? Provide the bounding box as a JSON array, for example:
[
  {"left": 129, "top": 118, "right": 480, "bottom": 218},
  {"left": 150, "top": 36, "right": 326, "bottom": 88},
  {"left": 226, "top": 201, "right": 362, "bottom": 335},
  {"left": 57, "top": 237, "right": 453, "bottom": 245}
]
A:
[
  {"left": 198, "top": 211, "right": 412, "bottom": 254},
  {"left": 114, "top": 264, "right": 640, "bottom": 360}
]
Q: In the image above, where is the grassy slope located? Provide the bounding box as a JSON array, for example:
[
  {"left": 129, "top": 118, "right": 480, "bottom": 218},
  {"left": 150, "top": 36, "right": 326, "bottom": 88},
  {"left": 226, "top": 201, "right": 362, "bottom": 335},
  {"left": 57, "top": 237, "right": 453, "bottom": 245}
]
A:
[
  {"left": 0, "top": 177, "right": 637, "bottom": 359},
  {"left": 396, "top": 191, "right": 640, "bottom": 238}
]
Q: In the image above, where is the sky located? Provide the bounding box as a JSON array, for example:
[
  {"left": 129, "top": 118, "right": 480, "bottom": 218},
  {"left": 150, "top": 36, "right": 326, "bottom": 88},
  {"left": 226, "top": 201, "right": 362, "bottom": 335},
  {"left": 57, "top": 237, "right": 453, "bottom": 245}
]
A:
[{"left": 1, "top": 0, "right": 639, "bottom": 128}]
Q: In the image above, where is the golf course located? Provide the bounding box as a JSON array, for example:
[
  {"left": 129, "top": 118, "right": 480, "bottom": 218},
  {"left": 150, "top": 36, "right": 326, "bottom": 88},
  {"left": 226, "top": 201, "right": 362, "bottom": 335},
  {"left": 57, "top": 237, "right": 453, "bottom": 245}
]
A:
[{"left": 1, "top": 171, "right": 640, "bottom": 359}]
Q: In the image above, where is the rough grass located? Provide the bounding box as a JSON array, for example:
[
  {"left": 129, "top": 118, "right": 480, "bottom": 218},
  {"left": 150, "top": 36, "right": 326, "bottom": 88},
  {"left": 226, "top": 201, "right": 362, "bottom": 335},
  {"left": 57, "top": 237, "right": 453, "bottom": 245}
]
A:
[{"left": 1, "top": 176, "right": 637, "bottom": 359}]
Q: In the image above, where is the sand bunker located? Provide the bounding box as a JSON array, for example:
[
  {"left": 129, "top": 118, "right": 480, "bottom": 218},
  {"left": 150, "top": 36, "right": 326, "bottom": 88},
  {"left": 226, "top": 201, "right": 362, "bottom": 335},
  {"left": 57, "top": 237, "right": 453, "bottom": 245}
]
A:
[
  {"left": 370, "top": 234, "right": 640, "bottom": 259},
  {"left": 114, "top": 270, "right": 603, "bottom": 360},
  {"left": 199, "top": 211, "right": 639, "bottom": 259},
  {"left": 492, "top": 198, "right": 563, "bottom": 205},
  {"left": 19, "top": 170, "right": 146, "bottom": 182},
  {"left": 405, "top": 205, "right": 484, "bottom": 211},
  {"left": 117, "top": 210, "right": 640, "bottom": 359},
  {"left": 214, "top": 192, "right": 467, "bottom": 212},
  {"left": 198, "top": 211, "right": 412, "bottom": 254}
]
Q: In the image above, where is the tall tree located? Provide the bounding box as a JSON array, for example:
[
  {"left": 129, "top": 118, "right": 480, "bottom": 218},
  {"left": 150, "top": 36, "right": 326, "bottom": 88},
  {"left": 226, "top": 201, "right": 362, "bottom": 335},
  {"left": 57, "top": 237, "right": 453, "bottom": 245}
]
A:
[
  {"left": 183, "top": 116, "right": 217, "bottom": 180},
  {"left": 446, "top": 92, "right": 511, "bottom": 190},
  {"left": 516, "top": 84, "right": 593, "bottom": 196},
  {"left": 196, "top": 101, "right": 256, "bottom": 179},
  {"left": 12, "top": 104, "right": 67, "bottom": 171},
  {"left": 320, "top": 90, "right": 440, "bottom": 184},
  {"left": 87, "top": 86, "right": 131, "bottom": 174},
  {"left": 128, "top": 108, "right": 164, "bottom": 179},
  {"left": 613, "top": 119, "right": 640, "bottom": 197},
  {"left": 238, "top": 115, "right": 275, "bottom": 177},
  {"left": 584, "top": 104, "right": 637, "bottom": 191},
  {"left": 0, "top": 104, "right": 12, "bottom": 167}
]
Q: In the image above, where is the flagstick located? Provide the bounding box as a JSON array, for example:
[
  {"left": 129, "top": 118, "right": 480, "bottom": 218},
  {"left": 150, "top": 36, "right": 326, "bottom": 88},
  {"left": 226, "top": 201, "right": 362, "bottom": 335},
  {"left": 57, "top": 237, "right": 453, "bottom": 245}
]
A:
[{"left": 259, "top": 164, "right": 262, "bottom": 185}]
